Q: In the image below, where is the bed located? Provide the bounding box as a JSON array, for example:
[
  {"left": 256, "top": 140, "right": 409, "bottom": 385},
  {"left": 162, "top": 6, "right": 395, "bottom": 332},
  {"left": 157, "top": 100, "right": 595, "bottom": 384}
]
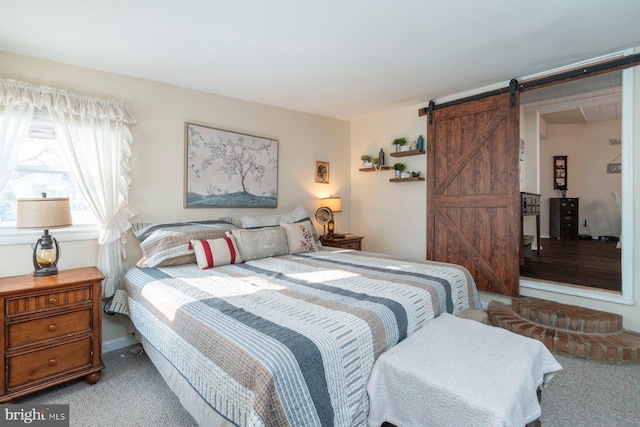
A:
[{"left": 122, "top": 209, "right": 481, "bottom": 427}]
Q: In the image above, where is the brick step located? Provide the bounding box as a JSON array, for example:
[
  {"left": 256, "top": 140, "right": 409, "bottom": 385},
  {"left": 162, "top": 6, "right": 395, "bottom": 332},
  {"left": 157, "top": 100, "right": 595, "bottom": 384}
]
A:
[
  {"left": 487, "top": 300, "right": 640, "bottom": 363},
  {"left": 511, "top": 296, "right": 622, "bottom": 333}
]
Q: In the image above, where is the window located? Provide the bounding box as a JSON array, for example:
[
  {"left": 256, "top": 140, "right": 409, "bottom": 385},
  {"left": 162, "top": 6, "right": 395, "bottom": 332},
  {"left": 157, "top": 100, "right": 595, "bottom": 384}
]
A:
[
  {"left": 1, "top": 79, "right": 135, "bottom": 296},
  {"left": 0, "top": 109, "right": 97, "bottom": 231}
]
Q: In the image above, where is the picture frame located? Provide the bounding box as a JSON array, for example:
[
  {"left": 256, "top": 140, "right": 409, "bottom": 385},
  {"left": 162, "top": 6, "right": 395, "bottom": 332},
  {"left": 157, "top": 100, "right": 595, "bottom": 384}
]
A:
[
  {"left": 185, "top": 123, "right": 278, "bottom": 207},
  {"left": 316, "top": 161, "right": 330, "bottom": 184}
]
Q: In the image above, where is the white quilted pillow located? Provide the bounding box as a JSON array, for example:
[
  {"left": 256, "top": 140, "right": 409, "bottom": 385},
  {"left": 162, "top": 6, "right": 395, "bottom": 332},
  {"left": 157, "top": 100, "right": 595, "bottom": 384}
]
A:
[
  {"left": 238, "top": 205, "right": 310, "bottom": 228},
  {"left": 237, "top": 205, "right": 321, "bottom": 245}
]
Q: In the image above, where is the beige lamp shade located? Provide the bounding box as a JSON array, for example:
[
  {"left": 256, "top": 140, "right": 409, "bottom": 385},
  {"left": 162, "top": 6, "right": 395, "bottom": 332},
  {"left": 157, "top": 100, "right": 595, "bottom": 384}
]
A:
[
  {"left": 321, "top": 196, "right": 342, "bottom": 212},
  {"left": 16, "top": 197, "right": 72, "bottom": 230}
]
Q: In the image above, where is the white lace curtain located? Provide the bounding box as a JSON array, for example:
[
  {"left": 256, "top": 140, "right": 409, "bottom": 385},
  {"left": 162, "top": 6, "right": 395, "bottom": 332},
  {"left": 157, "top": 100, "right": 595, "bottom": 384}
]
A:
[
  {"left": 0, "top": 101, "right": 34, "bottom": 190},
  {"left": 0, "top": 79, "right": 136, "bottom": 297}
]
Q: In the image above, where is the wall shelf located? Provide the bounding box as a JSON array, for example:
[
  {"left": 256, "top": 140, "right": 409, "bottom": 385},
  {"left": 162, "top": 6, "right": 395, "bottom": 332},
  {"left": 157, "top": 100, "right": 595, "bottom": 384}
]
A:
[
  {"left": 389, "top": 177, "right": 425, "bottom": 182},
  {"left": 359, "top": 166, "right": 392, "bottom": 172},
  {"left": 390, "top": 149, "right": 425, "bottom": 157}
]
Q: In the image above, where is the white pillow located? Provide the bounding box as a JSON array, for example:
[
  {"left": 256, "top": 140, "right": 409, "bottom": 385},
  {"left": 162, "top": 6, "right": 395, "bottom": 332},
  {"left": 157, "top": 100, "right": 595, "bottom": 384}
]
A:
[
  {"left": 141, "top": 228, "right": 231, "bottom": 267},
  {"left": 237, "top": 205, "right": 321, "bottom": 245},
  {"left": 238, "top": 205, "right": 310, "bottom": 229},
  {"left": 280, "top": 221, "right": 318, "bottom": 254},
  {"left": 190, "top": 236, "right": 243, "bottom": 269},
  {"left": 230, "top": 227, "right": 289, "bottom": 261},
  {"left": 133, "top": 220, "right": 238, "bottom": 267}
]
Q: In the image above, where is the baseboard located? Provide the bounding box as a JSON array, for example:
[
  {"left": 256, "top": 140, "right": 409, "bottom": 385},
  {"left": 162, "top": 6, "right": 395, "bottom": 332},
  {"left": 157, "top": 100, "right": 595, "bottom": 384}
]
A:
[{"left": 102, "top": 334, "right": 139, "bottom": 354}]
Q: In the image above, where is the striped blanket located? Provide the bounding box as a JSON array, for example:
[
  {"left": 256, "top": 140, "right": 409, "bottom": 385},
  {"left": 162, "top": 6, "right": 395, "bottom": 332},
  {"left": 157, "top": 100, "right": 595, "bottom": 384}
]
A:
[{"left": 124, "top": 249, "right": 481, "bottom": 427}]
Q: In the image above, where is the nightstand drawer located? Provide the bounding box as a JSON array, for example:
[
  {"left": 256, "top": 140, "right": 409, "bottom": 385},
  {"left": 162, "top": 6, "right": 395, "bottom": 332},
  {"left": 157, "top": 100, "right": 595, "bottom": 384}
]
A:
[
  {"left": 6, "top": 308, "right": 92, "bottom": 350},
  {"left": 5, "top": 286, "right": 93, "bottom": 317},
  {"left": 6, "top": 337, "right": 92, "bottom": 390},
  {"left": 340, "top": 241, "right": 362, "bottom": 250},
  {"left": 321, "top": 235, "right": 364, "bottom": 250}
]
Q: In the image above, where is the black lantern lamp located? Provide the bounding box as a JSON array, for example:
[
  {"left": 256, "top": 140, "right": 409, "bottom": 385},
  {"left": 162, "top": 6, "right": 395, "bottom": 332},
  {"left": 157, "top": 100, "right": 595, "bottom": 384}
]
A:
[{"left": 16, "top": 192, "right": 72, "bottom": 277}]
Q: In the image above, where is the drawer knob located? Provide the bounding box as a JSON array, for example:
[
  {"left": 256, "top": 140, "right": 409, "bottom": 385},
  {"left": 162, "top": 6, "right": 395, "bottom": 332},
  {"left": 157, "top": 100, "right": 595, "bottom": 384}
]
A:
[
  {"left": 48, "top": 324, "right": 57, "bottom": 332},
  {"left": 48, "top": 358, "right": 57, "bottom": 366},
  {"left": 48, "top": 298, "right": 57, "bottom": 305}
]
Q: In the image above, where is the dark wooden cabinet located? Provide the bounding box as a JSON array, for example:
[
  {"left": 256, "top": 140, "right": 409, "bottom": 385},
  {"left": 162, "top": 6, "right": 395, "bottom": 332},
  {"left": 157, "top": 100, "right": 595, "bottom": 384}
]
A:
[
  {"left": 321, "top": 235, "right": 363, "bottom": 250},
  {"left": 0, "top": 267, "right": 104, "bottom": 402},
  {"left": 549, "top": 198, "right": 579, "bottom": 239}
]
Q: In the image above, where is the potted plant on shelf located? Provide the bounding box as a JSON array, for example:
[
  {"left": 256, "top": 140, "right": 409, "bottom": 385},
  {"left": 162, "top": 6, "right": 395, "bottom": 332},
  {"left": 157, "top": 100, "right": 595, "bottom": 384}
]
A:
[
  {"left": 393, "top": 162, "right": 406, "bottom": 178},
  {"left": 360, "top": 154, "right": 373, "bottom": 168},
  {"left": 391, "top": 137, "right": 407, "bottom": 152}
]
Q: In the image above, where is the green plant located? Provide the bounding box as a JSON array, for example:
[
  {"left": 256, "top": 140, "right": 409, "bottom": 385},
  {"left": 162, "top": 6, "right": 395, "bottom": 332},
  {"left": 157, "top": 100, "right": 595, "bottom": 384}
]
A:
[
  {"left": 372, "top": 157, "right": 379, "bottom": 164},
  {"left": 391, "top": 137, "right": 407, "bottom": 146},
  {"left": 393, "top": 162, "right": 406, "bottom": 171},
  {"left": 360, "top": 154, "right": 372, "bottom": 162}
]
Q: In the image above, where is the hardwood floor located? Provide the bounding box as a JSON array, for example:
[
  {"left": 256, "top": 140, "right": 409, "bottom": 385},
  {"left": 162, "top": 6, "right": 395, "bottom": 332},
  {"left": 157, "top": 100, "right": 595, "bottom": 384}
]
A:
[{"left": 519, "top": 238, "right": 622, "bottom": 292}]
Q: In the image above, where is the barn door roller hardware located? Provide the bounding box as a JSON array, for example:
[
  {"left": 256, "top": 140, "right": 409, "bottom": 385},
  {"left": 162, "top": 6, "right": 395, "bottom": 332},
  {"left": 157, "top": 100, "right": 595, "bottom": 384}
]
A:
[
  {"left": 517, "top": 52, "right": 640, "bottom": 91},
  {"left": 419, "top": 82, "right": 516, "bottom": 119},
  {"left": 426, "top": 100, "right": 435, "bottom": 124},
  {"left": 419, "top": 52, "right": 640, "bottom": 118},
  {"left": 509, "top": 79, "right": 518, "bottom": 107}
]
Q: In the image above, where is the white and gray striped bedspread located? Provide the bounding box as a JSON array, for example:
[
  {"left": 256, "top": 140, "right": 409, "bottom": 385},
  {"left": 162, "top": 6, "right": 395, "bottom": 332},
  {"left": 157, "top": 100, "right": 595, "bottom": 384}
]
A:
[{"left": 124, "top": 248, "right": 481, "bottom": 427}]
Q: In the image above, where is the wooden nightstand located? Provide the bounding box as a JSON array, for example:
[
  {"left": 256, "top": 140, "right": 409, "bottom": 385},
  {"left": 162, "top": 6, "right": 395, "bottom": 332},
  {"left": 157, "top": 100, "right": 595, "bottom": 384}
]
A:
[
  {"left": 321, "top": 235, "right": 364, "bottom": 250},
  {"left": 0, "top": 267, "right": 105, "bottom": 402}
]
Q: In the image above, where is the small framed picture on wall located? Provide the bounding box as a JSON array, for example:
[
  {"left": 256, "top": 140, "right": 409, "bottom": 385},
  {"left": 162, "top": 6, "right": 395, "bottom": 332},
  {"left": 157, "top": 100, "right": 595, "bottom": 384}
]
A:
[{"left": 316, "top": 161, "right": 329, "bottom": 184}]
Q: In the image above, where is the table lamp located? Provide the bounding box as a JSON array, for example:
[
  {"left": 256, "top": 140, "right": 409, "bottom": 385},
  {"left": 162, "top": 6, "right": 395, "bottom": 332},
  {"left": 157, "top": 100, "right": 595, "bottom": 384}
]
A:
[
  {"left": 320, "top": 195, "right": 342, "bottom": 237},
  {"left": 16, "top": 192, "right": 72, "bottom": 277}
]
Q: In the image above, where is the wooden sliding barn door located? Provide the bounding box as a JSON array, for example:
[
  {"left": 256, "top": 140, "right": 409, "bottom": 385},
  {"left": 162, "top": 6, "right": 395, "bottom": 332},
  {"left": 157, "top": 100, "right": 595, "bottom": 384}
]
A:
[{"left": 426, "top": 92, "right": 520, "bottom": 296}]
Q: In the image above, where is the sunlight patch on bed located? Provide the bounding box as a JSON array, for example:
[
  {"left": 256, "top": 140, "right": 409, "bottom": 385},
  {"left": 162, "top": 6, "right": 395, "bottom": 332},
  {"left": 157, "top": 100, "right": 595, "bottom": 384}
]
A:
[
  {"left": 190, "top": 276, "right": 286, "bottom": 295},
  {"left": 288, "top": 269, "right": 359, "bottom": 282},
  {"left": 384, "top": 264, "right": 412, "bottom": 271},
  {"left": 141, "top": 277, "right": 282, "bottom": 321},
  {"left": 141, "top": 282, "right": 196, "bottom": 321}
]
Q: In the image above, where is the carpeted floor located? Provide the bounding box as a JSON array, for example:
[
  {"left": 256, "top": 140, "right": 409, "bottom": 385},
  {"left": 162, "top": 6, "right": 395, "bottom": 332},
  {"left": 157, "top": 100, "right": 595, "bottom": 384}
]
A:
[
  {"left": 19, "top": 345, "right": 197, "bottom": 427},
  {"left": 17, "top": 344, "right": 640, "bottom": 426},
  {"left": 540, "top": 354, "right": 640, "bottom": 426}
]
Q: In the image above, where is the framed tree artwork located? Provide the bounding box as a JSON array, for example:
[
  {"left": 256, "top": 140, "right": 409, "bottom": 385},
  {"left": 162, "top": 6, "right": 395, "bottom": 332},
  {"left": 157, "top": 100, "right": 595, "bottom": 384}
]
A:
[{"left": 185, "top": 123, "right": 278, "bottom": 207}]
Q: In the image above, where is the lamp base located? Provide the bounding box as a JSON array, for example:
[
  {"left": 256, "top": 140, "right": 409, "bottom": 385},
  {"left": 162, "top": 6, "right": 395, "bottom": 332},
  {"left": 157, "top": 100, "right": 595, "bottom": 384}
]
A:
[
  {"left": 32, "top": 232, "right": 60, "bottom": 277},
  {"left": 33, "top": 265, "right": 59, "bottom": 277},
  {"left": 328, "top": 234, "right": 346, "bottom": 238}
]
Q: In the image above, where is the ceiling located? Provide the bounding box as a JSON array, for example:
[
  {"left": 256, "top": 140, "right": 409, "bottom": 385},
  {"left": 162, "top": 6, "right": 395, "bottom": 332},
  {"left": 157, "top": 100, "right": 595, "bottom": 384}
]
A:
[
  {"left": 1, "top": 1, "right": 639, "bottom": 120},
  {"left": 521, "top": 71, "right": 623, "bottom": 125}
]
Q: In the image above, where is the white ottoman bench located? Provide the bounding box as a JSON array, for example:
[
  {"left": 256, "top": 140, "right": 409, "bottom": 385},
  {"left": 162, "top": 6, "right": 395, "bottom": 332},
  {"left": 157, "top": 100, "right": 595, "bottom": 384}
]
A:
[{"left": 367, "top": 313, "right": 562, "bottom": 427}]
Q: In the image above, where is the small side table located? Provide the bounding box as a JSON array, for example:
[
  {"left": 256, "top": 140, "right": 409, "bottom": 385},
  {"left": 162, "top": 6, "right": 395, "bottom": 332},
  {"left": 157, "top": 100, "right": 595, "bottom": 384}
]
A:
[
  {"left": 0, "top": 267, "right": 104, "bottom": 402},
  {"left": 321, "top": 235, "right": 364, "bottom": 251}
]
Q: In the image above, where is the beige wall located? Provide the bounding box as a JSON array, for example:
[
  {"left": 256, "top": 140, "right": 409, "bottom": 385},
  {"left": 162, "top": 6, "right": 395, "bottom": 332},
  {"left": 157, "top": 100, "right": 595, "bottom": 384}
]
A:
[
  {"left": 0, "top": 51, "right": 351, "bottom": 350},
  {"left": 521, "top": 111, "right": 542, "bottom": 247},
  {"left": 350, "top": 106, "right": 427, "bottom": 259},
  {"left": 539, "top": 119, "right": 622, "bottom": 238}
]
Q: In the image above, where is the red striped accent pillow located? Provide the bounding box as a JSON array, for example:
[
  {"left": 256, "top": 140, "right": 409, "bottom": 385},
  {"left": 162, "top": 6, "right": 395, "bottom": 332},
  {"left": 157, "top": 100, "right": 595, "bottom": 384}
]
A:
[{"left": 190, "top": 235, "right": 243, "bottom": 269}]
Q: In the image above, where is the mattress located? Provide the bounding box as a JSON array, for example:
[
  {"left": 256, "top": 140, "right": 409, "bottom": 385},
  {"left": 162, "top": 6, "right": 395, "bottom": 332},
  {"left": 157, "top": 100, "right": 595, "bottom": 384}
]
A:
[{"left": 124, "top": 248, "right": 481, "bottom": 427}]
